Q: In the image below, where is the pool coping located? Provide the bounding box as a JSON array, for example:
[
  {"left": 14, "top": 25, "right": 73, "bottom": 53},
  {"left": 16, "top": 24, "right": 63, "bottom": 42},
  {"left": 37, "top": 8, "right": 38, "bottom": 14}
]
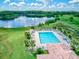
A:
[{"left": 31, "top": 30, "right": 69, "bottom": 48}]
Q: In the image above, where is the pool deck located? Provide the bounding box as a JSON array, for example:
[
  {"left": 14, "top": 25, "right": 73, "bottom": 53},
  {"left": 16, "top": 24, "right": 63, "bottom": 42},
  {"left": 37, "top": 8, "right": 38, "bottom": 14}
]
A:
[
  {"left": 31, "top": 30, "right": 70, "bottom": 48},
  {"left": 30, "top": 30, "right": 79, "bottom": 59},
  {"left": 37, "top": 44, "right": 79, "bottom": 59}
]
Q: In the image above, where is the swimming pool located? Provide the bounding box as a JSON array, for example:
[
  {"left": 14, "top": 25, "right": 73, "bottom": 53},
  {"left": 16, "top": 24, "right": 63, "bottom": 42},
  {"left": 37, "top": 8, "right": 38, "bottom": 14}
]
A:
[{"left": 39, "top": 32, "right": 61, "bottom": 44}]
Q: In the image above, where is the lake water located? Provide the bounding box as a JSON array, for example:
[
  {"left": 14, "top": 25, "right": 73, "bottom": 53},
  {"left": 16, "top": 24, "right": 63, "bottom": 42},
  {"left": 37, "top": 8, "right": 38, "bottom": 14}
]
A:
[{"left": 0, "top": 16, "right": 54, "bottom": 28}]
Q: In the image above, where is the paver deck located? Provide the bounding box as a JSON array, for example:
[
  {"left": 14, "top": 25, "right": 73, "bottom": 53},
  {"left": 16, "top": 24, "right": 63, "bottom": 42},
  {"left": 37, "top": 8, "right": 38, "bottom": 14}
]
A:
[{"left": 37, "top": 44, "right": 79, "bottom": 59}]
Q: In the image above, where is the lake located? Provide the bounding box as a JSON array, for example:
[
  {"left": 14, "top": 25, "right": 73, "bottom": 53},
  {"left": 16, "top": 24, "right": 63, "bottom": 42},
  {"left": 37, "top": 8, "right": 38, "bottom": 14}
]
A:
[{"left": 0, "top": 16, "right": 54, "bottom": 28}]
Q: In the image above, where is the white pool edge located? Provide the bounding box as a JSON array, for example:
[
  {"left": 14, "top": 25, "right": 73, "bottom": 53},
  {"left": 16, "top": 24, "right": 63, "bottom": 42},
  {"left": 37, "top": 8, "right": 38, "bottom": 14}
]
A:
[{"left": 32, "top": 30, "right": 65, "bottom": 48}]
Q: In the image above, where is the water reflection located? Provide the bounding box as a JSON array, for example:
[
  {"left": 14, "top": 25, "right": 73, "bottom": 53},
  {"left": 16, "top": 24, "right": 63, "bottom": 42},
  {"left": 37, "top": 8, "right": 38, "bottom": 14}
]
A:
[{"left": 0, "top": 16, "right": 54, "bottom": 28}]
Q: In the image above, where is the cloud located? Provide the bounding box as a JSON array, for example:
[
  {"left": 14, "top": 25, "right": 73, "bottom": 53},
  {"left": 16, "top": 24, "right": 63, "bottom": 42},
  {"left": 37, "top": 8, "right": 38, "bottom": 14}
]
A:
[
  {"left": 69, "top": 0, "right": 79, "bottom": 3},
  {"left": 36, "top": 0, "right": 49, "bottom": 6},
  {"left": 4, "top": 0, "right": 11, "bottom": 3},
  {"left": 9, "top": 2, "right": 17, "bottom": 6},
  {"left": 48, "top": 5, "right": 55, "bottom": 8},
  {"left": 27, "top": 3, "right": 42, "bottom": 7},
  {"left": 36, "top": 0, "right": 49, "bottom": 2},
  {"left": 2, "top": 0, "right": 79, "bottom": 11},
  {"left": 18, "top": 2, "right": 26, "bottom": 6},
  {"left": 9, "top": 1, "right": 26, "bottom": 7},
  {"left": 57, "top": 3, "right": 66, "bottom": 8}
]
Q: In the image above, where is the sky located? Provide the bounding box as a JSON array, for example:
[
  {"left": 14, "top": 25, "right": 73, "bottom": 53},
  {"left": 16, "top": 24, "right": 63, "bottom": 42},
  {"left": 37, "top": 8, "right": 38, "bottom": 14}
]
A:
[{"left": 0, "top": 0, "right": 79, "bottom": 11}]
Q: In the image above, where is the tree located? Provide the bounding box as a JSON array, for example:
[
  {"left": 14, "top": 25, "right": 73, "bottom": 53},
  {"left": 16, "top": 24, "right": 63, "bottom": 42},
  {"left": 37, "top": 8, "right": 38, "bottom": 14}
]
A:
[
  {"left": 70, "top": 17, "right": 74, "bottom": 22},
  {"left": 25, "top": 32, "right": 31, "bottom": 39},
  {"left": 29, "top": 40, "right": 35, "bottom": 52}
]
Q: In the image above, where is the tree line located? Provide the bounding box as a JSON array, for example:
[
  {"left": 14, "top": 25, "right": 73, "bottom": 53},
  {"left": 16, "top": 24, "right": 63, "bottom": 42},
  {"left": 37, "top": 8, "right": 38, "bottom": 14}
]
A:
[{"left": 0, "top": 11, "right": 79, "bottom": 20}]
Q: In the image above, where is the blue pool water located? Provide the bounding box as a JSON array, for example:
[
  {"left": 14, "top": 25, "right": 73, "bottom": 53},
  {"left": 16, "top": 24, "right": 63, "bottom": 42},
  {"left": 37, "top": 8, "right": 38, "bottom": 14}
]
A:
[{"left": 39, "top": 32, "right": 61, "bottom": 44}]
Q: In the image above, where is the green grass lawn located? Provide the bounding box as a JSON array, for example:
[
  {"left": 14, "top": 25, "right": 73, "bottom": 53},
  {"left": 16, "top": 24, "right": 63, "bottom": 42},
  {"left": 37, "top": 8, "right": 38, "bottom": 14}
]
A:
[
  {"left": 0, "top": 28, "right": 36, "bottom": 59},
  {"left": 59, "top": 15, "right": 79, "bottom": 30}
]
